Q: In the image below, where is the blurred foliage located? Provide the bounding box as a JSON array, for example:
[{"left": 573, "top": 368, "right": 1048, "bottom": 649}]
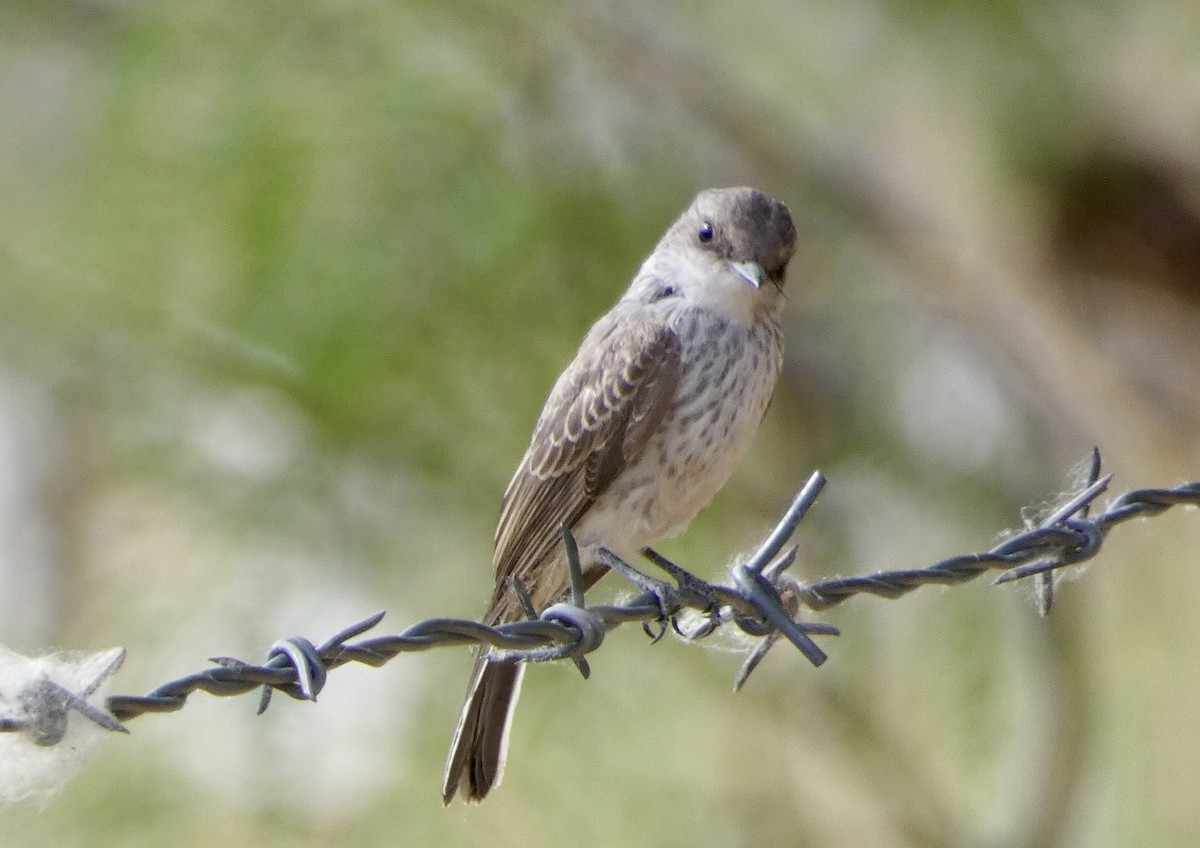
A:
[
  {"left": 3, "top": 1, "right": 697, "bottom": 496},
  {"left": 0, "top": 0, "right": 1198, "bottom": 846}
]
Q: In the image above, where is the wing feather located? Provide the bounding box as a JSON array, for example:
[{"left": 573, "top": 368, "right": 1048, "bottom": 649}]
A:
[{"left": 488, "top": 309, "right": 682, "bottom": 617}]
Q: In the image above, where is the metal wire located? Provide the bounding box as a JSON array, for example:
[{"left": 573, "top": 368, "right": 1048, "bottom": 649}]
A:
[{"left": 5, "top": 453, "right": 1198, "bottom": 744}]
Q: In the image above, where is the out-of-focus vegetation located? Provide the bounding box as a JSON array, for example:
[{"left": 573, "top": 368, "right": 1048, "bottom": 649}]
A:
[{"left": 1, "top": 0, "right": 1197, "bottom": 845}]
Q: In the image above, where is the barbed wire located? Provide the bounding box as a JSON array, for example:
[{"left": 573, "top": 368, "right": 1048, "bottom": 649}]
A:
[{"left": 4, "top": 451, "right": 1198, "bottom": 745}]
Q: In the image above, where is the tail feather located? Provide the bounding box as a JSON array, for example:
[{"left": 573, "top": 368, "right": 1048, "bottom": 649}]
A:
[{"left": 442, "top": 655, "right": 525, "bottom": 804}]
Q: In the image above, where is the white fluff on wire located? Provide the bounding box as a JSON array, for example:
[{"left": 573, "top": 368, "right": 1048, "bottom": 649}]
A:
[{"left": 0, "top": 646, "right": 125, "bottom": 807}]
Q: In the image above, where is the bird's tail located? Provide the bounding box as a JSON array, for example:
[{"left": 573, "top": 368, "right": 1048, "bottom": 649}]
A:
[{"left": 442, "top": 653, "right": 525, "bottom": 804}]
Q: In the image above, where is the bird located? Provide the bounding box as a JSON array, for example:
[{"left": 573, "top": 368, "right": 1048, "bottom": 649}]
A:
[{"left": 442, "top": 186, "right": 797, "bottom": 804}]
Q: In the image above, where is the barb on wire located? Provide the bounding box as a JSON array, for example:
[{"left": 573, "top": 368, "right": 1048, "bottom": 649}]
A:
[
  {"left": 1034, "top": 446, "right": 1104, "bottom": 614},
  {"left": 4, "top": 452, "right": 1196, "bottom": 747},
  {"left": 0, "top": 649, "right": 128, "bottom": 746}
]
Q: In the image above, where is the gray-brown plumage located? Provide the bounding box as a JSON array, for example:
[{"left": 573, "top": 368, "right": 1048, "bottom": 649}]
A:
[{"left": 442, "top": 187, "right": 797, "bottom": 804}]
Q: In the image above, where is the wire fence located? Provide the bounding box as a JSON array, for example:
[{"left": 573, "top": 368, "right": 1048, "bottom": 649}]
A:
[{"left": 3, "top": 450, "right": 1198, "bottom": 747}]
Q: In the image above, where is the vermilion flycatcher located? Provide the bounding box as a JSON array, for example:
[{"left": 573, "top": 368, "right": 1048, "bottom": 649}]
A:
[{"left": 443, "top": 187, "right": 797, "bottom": 803}]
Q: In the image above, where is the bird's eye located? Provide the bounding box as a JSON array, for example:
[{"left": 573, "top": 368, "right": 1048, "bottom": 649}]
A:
[
  {"left": 698, "top": 221, "right": 714, "bottom": 243},
  {"left": 650, "top": 285, "right": 676, "bottom": 302}
]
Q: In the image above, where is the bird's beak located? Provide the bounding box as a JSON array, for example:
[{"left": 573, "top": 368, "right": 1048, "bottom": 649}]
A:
[{"left": 729, "top": 260, "right": 766, "bottom": 290}]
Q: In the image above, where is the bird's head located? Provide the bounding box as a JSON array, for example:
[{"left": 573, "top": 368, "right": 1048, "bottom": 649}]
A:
[{"left": 633, "top": 187, "right": 797, "bottom": 324}]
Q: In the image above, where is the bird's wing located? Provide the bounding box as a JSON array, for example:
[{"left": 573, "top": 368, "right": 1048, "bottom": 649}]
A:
[{"left": 489, "top": 309, "right": 683, "bottom": 616}]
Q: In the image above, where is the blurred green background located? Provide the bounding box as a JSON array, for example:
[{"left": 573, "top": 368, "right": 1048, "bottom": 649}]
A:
[{"left": 1, "top": 0, "right": 1198, "bottom": 845}]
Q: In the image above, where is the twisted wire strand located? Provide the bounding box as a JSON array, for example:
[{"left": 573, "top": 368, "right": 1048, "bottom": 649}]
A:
[
  {"left": 5, "top": 456, "right": 1198, "bottom": 743},
  {"left": 796, "top": 477, "right": 1200, "bottom": 610}
]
